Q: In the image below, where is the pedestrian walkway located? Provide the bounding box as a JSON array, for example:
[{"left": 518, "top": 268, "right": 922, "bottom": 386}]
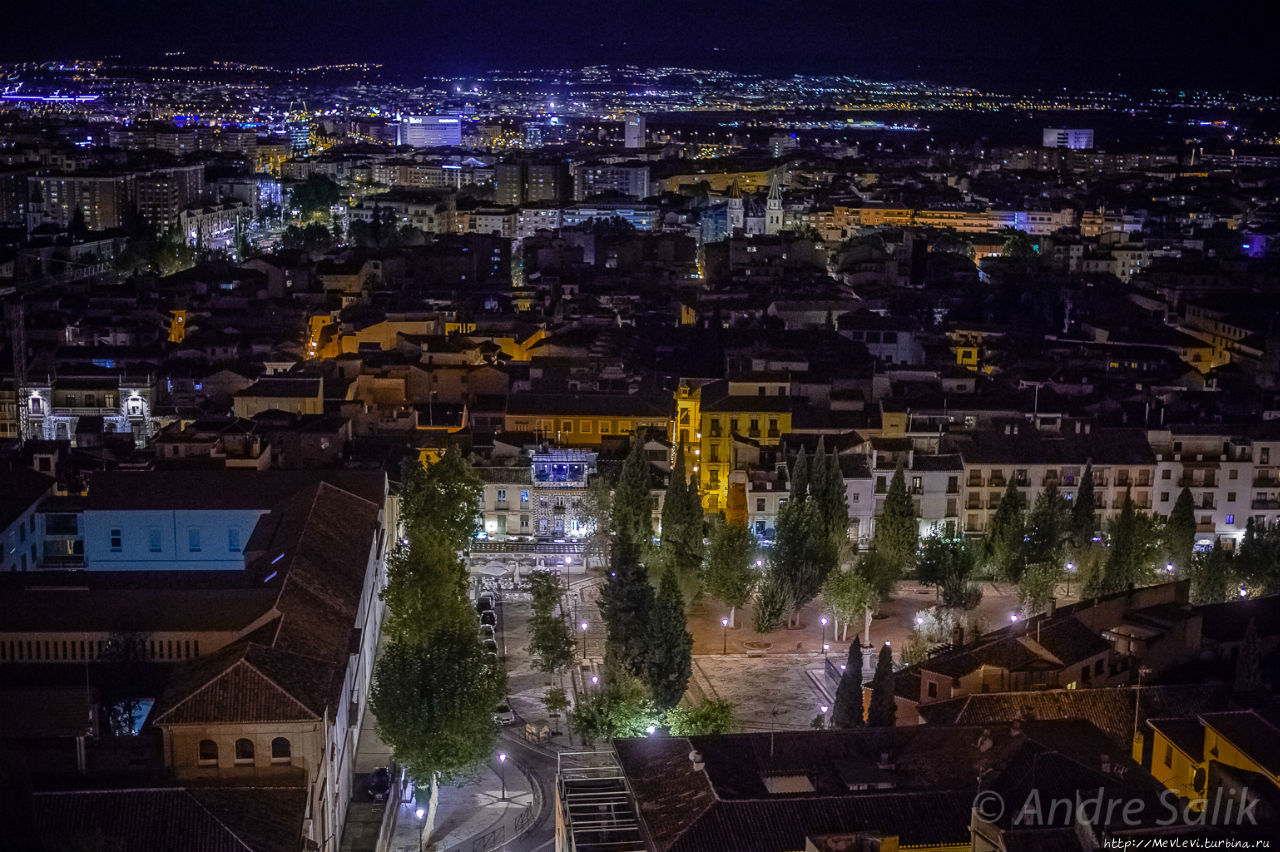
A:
[{"left": 386, "top": 756, "right": 538, "bottom": 852}]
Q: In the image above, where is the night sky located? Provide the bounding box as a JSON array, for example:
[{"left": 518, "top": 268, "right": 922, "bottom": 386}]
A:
[{"left": 4, "top": 0, "right": 1278, "bottom": 93}]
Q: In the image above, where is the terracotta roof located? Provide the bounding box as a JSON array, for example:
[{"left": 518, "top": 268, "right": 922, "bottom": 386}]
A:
[
  {"left": 33, "top": 786, "right": 306, "bottom": 852},
  {"left": 918, "top": 683, "right": 1232, "bottom": 748},
  {"left": 155, "top": 652, "right": 323, "bottom": 725}
]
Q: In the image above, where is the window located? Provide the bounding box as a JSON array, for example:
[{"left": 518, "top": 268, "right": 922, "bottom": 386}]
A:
[
  {"left": 756, "top": 498, "right": 766, "bottom": 512},
  {"left": 496, "top": 489, "right": 507, "bottom": 502},
  {"left": 520, "top": 490, "right": 529, "bottom": 504},
  {"left": 198, "top": 739, "right": 218, "bottom": 766},
  {"left": 188, "top": 529, "right": 202, "bottom": 552},
  {"left": 1161, "top": 469, "right": 1171, "bottom": 480},
  {"left": 1225, "top": 514, "right": 1235, "bottom": 524},
  {"left": 234, "top": 738, "right": 255, "bottom": 764},
  {"left": 1229, "top": 469, "right": 1238, "bottom": 480},
  {"left": 1161, "top": 492, "right": 1170, "bottom": 503},
  {"left": 1095, "top": 659, "right": 1104, "bottom": 675},
  {"left": 927, "top": 680, "right": 937, "bottom": 698},
  {"left": 271, "top": 737, "right": 291, "bottom": 763},
  {"left": 1164, "top": 743, "right": 1173, "bottom": 768},
  {"left": 109, "top": 529, "right": 122, "bottom": 552},
  {"left": 912, "top": 477, "right": 922, "bottom": 493},
  {"left": 148, "top": 528, "right": 162, "bottom": 553},
  {"left": 1227, "top": 493, "right": 1236, "bottom": 503},
  {"left": 228, "top": 528, "right": 241, "bottom": 552}
]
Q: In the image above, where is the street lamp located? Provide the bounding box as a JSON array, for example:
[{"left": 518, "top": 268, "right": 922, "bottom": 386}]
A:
[
  {"left": 820, "top": 616, "right": 828, "bottom": 657},
  {"left": 645, "top": 725, "right": 656, "bottom": 735},
  {"left": 1065, "top": 562, "right": 1075, "bottom": 597},
  {"left": 415, "top": 807, "right": 425, "bottom": 852},
  {"left": 591, "top": 675, "right": 599, "bottom": 689},
  {"left": 498, "top": 752, "right": 507, "bottom": 801},
  {"left": 820, "top": 705, "right": 829, "bottom": 729},
  {"left": 580, "top": 621, "right": 589, "bottom": 657},
  {"left": 721, "top": 617, "right": 729, "bottom": 655}
]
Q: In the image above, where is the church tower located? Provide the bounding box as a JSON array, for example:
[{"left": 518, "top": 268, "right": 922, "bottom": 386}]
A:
[
  {"left": 727, "top": 178, "right": 744, "bottom": 233},
  {"left": 765, "top": 173, "right": 783, "bottom": 235}
]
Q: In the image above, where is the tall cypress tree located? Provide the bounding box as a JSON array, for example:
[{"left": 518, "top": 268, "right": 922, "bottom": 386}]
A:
[
  {"left": 1165, "top": 487, "right": 1196, "bottom": 576},
  {"left": 867, "top": 643, "right": 897, "bottom": 727},
  {"left": 873, "top": 465, "right": 918, "bottom": 577},
  {"left": 831, "top": 641, "right": 864, "bottom": 728},
  {"left": 600, "top": 435, "right": 657, "bottom": 676},
  {"left": 985, "top": 480, "right": 1026, "bottom": 582},
  {"left": 1100, "top": 490, "right": 1139, "bottom": 594},
  {"left": 646, "top": 569, "right": 693, "bottom": 710},
  {"left": 659, "top": 446, "right": 704, "bottom": 602},
  {"left": 1072, "top": 462, "right": 1096, "bottom": 546},
  {"left": 790, "top": 446, "right": 811, "bottom": 501}
]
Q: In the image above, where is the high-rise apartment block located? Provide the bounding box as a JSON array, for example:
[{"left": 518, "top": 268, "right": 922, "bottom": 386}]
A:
[
  {"left": 1043, "top": 127, "right": 1095, "bottom": 149},
  {"left": 624, "top": 114, "right": 646, "bottom": 149},
  {"left": 397, "top": 115, "right": 464, "bottom": 148},
  {"left": 572, "top": 162, "right": 651, "bottom": 201}
]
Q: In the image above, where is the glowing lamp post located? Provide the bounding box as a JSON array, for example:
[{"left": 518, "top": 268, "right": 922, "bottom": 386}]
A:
[
  {"left": 498, "top": 752, "right": 507, "bottom": 801},
  {"left": 580, "top": 621, "right": 589, "bottom": 657},
  {"left": 721, "top": 617, "right": 729, "bottom": 655}
]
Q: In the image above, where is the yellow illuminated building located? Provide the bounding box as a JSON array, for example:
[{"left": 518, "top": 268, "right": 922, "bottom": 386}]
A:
[
  {"left": 684, "top": 380, "right": 792, "bottom": 513},
  {"left": 168, "top": 309, "right": 188, "bottom": 344}
]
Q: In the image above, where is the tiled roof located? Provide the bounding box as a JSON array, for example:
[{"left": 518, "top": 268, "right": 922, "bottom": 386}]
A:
[
  {"left": 33, "top": 787, "right": 306, "bottom": 852},
  {"left": 953, "top": 427, "right": 1156, "bottom": 466},
  {"left": 917, "top": 683, "right": 1233, "bottom": 748},
  {"left": 1198, "top": 709, "right": 1280, "bottom": 776},
  {"left": 1148, "top": 717, "right": 1206, "bottom": 762},
  {"left": 156, "top": 653, "right": 323, "bottom": 725},
  {"left": 154, "top": 479, "right": 381, "bottom": 726}
]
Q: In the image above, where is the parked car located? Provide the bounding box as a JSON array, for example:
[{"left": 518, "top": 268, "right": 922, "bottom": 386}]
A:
[
  {"left": 493, "top": 702, "right": 515, "bottom": 725},
  {"left": 477, "top": 593, "right": 496, "bottom": 612},
  {"left": 480, "top": 610, "right": 497, "bottom": 627},
  {"left": 367, "top": 767, "right": 390, "bottom": 801},
  {"left": 478, "top": 624, "right": 495, "bottom": 639},
  {"left": 482, "top": 638, "right": 499, "bottom": 655}
]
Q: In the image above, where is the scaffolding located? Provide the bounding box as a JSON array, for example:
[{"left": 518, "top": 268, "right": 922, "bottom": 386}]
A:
[{"left": 555, "top": 751, "right": 646, "bottom": 852}]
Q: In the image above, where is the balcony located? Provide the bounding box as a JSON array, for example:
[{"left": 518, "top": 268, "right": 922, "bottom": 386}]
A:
[
  {"left": 1252, "top": 499, "right": 1280, "bottom": 510},
  {"left": 966, "top": 498, "right": 983, "bottom": 511},
  {"left": 1196, "top": 522, "right": 1216, "bottom": 533},
  {"left": 1042, "top": 475, "right": 1060, "bottom": 487},
  {"left": 946, "top": 482, "right": 960, "bottom": 495},
  {"left": 988, "top": 476, "right": 1006, "bottom": 488},
  {"left": 1254, "top": 475, "right": 1280, "bottom": 488},
  {"left": 967, "top": 476, "right": 984, "bottom": 488},
  {"left": 1179, "top": 476, "right": 1217, "bottom": 488},
  {"left": 495, "top": 500, "right": 509, "bottom": 511}
]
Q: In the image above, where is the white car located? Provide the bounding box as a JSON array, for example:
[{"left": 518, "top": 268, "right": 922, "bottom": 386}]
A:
[{"left": 493, "top": 702, "right": 515, "bottom": 725}]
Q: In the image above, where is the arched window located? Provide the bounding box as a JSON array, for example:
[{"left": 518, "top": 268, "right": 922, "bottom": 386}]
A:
[
  {"left": 234, "top": 738, "right": 255, "bottom": 764},
  {"left": 197, "top": 739, "right": 218, "bottom": 766},
  {"left": 271, "top": 737, "right": 291, "bottom": 763}
]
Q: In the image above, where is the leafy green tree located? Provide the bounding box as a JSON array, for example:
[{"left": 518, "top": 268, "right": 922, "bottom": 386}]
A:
[
  {"left": 984, "top": 480, "right": 1026, "bottom": 581},
  {"left": 704, "top": 519, "right": 758, "bottom": 628},
  {"left": 1000, "top": 229, "right": 1037, "bottom": 260},
  {"left": 579, "top": 477, "right": 614, "bottom": 568},
  {"left": 771, "top": 495, "right": 825, "bottom": 627},
  {"left": 872, "top": 465, "right": 918, "bottom": 578},
  {"left": 645, "top": 570, "right": 693, "bottom": 710},
  {"left": 543, "top": 686, "right": 570, "bottom": 735},
  {"left": 1017, "top": 560, "right": 1061, "bottom": 616},
  {"left": 821, "top": 563, "right": 877, "bottom": 642},
  {"left": 1237, "top": 519, "right": 1280, "bottom": 596},
  {"left": 381, "top": 528, "right": 472, "bottom": 644},
  {"left": 287, "top": 174, "right": 341, "bottom": 219},
  {"left": 526, "top": 571, "right": 576, "bottom": 675},
  {"left": 600, "top": 437, "right": 657, "bottom": 677},
  {"left": 831, "top": 641, "right": 864, "bottom": 728},
  {"left": 790, "top": 446, "right": 811, "bottom": 502},
  {"left": 917, "top": 535, "right": 982, "bottom": 610},
  {"left": 664, "top": 699, "right": 736, "bottom": 735},
  {"left": 1098, "top": 492, "right": 1163, "bottom": 593},
  {"left": 657, "top": 447, "right": 704, "bottom": 603},
  {"left": 399, "top": 447, "right": 483, "bottom": 549},
  {"left": 572, "top": 672, "right": 660, "bottom": 745},
  {"left": 1165, "top": 487, "right": 1197, "bottom": 576},
  {"left": 1189, "top": 543, "right": 1235, "bottom": 605},
  {"left": 370, "top": 627, "right": 504, "bottom": 845},
  {"left": 753, "top": 570, "right": 789, "bottom": 633},
  {"left": 867, "top": 643, "right": 897, "bottom": 727}
]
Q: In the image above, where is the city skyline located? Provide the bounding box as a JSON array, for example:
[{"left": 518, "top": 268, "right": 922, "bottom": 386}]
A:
[{"left": 3, "top": 0, "right": 1280, "bottom": 94}]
